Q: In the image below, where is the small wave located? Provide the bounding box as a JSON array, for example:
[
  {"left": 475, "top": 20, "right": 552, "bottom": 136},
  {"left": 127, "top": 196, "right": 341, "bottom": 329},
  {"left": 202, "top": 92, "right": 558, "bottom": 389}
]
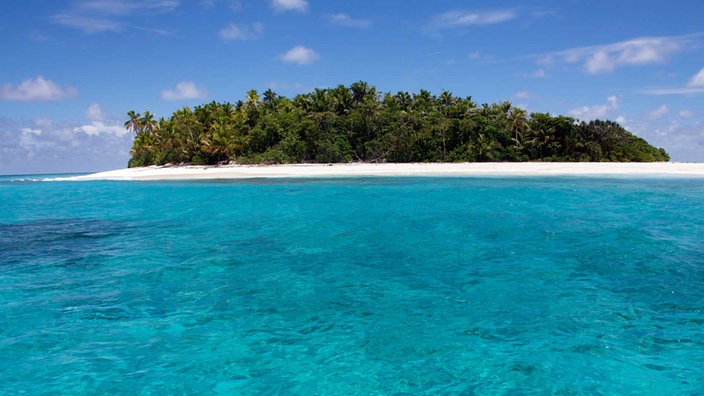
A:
[{"left": 2, "top": 174, "right": 88, "bottom": 183}]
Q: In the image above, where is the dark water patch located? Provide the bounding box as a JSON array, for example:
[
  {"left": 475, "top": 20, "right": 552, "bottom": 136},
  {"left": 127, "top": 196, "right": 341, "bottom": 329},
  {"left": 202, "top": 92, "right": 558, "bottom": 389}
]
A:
[{"left": 0, "top": 219, "right": 129, "bottom": 270}]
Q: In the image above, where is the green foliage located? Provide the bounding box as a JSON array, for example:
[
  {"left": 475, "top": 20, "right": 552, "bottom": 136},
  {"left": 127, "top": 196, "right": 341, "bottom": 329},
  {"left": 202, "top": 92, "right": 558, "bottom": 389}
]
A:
[{"left": 126, "top": 82, "right": 670, "bottom": 166}]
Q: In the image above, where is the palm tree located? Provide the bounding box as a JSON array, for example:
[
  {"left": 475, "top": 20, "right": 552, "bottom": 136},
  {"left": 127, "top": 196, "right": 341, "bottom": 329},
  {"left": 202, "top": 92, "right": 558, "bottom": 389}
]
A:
[
  {"left": 154, "top": 117, "right": 179, "bottom": 164},
  {"left": 125, "top": 110, "right": 142, "bottom": 134},
  {"left": 141, "top": 111, "right": 158, "bottom": 135},
  {"left": 395, "top": 91, "right": 412, "bottom": 111},
  {"left": 245, "top": 89, "right": 261, "bottom": 110},
  {"left": 475, "top": 133, "right": 499, "bottom": 162},
  {"left": 202, "top": 118, "right": 235, "bottom": 163},
  {"left": 508, "top": 107, "right": 528, "bottom": 149},
  {"left": 350, "top": 81, "right": 376, "bottom": 105},
  {"left": 172, "top": 106, "right": 202, "bottom": 162},
  {"left": 310, "top": 88, "right": 332, "bottom": 113},
  {"left": 331, "top": 85, "right": 352, "bottom": 115},
  {"left": 262, "top": 89, "right": 279, "bottom": 111},
  {"left": 526, "top": 125, "right": 556, "bottom": 159},
  {"left": 438, "top": 90, "right": 457, "bottom": 116},
  {"left": 412, "top": 90, "right": 435, "bottom": 115}
]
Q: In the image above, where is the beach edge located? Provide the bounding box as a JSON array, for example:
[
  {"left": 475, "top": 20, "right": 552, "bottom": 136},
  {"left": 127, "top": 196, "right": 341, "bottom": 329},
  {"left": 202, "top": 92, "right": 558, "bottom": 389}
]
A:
[{"left": 59, "top": 162, "right": 704, "bottom": 181}]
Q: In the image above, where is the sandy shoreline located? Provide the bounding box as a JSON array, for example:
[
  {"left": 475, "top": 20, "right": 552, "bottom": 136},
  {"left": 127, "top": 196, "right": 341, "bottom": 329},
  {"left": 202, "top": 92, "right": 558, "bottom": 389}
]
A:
[{"left": 60, "top": 162, "right": 704, "bottom": 181}]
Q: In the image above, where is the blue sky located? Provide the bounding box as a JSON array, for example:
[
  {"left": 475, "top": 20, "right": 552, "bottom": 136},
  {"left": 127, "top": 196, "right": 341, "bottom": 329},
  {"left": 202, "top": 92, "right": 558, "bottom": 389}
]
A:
[{"left": 1, "top": 0, "right": 703, "bottom": 174}]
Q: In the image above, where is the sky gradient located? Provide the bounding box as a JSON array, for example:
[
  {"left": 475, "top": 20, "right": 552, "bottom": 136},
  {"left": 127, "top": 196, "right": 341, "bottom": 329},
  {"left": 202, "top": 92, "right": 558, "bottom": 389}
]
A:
[{"left": 1, "top": 0, "right": 703, "bottom": 174}]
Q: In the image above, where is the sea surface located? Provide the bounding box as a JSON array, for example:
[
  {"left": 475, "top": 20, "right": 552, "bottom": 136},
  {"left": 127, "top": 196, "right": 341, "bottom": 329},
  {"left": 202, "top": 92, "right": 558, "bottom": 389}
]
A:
[{"left": 1, "top": 174, "right": 703, "bottom": 394}]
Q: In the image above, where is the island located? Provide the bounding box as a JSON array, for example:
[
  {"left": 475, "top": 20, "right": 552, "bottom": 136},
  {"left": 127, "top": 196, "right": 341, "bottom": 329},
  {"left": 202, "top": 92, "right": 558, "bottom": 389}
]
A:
[{"left": 125, "top": 82, "right": 670, "bottom": 168}]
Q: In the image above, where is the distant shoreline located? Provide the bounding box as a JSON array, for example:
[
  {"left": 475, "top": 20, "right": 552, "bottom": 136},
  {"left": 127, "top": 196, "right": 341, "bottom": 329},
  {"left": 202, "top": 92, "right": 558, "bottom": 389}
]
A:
[{"left": 61, "top": 162, "right": 704, "bottom": 181}]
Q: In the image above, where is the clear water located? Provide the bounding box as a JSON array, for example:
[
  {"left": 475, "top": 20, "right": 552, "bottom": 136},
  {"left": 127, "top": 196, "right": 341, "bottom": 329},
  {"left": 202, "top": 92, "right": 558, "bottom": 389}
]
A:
[{"left": 1, "top": 176, "right": 703, "bottom": 394}]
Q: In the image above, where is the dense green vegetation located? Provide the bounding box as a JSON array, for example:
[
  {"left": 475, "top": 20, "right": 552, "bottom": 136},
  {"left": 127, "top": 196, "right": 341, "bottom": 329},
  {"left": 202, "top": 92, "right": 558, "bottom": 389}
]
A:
[{"left": 126, "top": 82, "right": 669, "bottom": 167}]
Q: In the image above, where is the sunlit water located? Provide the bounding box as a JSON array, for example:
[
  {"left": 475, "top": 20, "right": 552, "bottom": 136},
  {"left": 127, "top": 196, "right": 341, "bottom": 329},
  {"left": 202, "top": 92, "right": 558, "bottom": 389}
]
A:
[{"left": 1, "top": 175, "right": 703, "bottom": 394}]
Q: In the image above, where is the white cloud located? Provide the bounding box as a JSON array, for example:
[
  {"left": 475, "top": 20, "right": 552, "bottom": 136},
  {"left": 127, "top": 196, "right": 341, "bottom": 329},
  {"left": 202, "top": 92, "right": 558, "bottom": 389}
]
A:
[
  {"left": 74, "top": 122, "right": 129, "bottom": 137},
  {"left": 513, "top": 91, "right": 531, "bottom": 99},
  {"left": 21, "top": 127, "right": 42, "bottom": 136},
  {"left": 529, "top": 68, "right": 547, "bottom": 78},
  {"left": 35, "top": 118, "right": 53, "bottom": 128},
  {"left": 161, "top": 81, "right": 207, "bottom": 100},
  {"left": 53, "top": 0, "right": 178, "bottom": 33},
  {"left": 20, "top": 128, "right": 43, "bottom": 151},
  {"left": 219, "top": 22, "right": 263, "bottom": 40},
  {"left": 85, "top": 103, "right": 107, "bottom": 122},
  {"left": 642, "top": 67, "right": 704, "bottom": 95},
  {"left": 19, "top": 127, "right": 49, "bottom": 154},
  {"left": 74, "top": 103, "right": 129, "bottom": 137},
  {"left": 648, "top": 104, "right": 669, "bottom": 120},
  {"left": 687, "top": 67, "right": 704, "bottom": 88},
  {"left": 431, "top": 9, "right": 516, "bottom": 29},
  {"left": 279, "top": 46, "right": 319, "bottom": 65},
  {"left": 0, "top": 76, "right": 78, "bottom": 101},
  {"left": 585, "top": 51, "right": 616, "bottom": 74},
  {"left": 642, "top": 87, "right": 704, "bottom": 95},
  {"left": 543, "top": 34, "right": 692, "bottom": 75},
  {"left": 328, "top": 13, "right": 371, "bottom": 29},
  {"left": 679, "top": 110, "right": 695, "bottom": 118},
  {"left": 1, "top": 116, "right": 134, "bottom": 174},
  {"left": 272, "top": 0, "right": 308, "bottom": 13},
  {"left": 569, "top": 96, "right": 619, "bottom": 120}
]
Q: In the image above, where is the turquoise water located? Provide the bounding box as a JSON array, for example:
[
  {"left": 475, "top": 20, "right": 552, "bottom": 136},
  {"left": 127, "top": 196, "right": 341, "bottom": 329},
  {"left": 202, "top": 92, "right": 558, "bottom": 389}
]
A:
[{"left": 1, "top": 176, "right": 703, "bottom": 394}]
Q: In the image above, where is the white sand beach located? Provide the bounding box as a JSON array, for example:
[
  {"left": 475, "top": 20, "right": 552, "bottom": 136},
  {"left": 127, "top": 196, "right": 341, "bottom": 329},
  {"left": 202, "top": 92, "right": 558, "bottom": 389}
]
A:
[{"left": 64, "top": 162, "right": 704, "bottom": 181}]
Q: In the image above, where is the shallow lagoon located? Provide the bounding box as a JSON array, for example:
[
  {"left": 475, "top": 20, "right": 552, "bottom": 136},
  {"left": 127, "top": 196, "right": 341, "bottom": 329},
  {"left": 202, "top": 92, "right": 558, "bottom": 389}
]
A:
[{"left": 1, "top": 176, "right": 703, "bottom": 394}]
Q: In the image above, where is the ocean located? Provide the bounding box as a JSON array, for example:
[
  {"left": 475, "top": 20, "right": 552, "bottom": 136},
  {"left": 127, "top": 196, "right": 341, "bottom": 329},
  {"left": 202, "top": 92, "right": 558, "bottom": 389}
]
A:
[{"left": 1, "top": 175, "right": 703, "bottom": 394}]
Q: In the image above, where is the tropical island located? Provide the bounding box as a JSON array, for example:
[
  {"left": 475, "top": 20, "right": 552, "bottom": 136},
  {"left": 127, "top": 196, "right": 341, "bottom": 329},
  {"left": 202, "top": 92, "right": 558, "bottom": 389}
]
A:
[{"left": 125, "top": 82, "right": 669, "bottom": 167}]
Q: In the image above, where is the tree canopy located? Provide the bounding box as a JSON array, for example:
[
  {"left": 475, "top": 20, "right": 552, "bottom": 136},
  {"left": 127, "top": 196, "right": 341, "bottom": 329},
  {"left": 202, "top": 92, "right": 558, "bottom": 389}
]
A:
[{"left": 126, "top": 82, "right": 669, "bottom": 167}]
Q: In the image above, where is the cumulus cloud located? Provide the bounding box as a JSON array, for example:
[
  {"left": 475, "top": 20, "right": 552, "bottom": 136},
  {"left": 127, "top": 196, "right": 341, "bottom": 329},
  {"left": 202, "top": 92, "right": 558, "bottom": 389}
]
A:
[
  {"left": 648, "top": 105, "right": 669, "bottom": 120},
  {"left": 53, "top": 0, "right": 178, "bottom": 33},
  {"left": 569, "top": 96, "right": 619, "bottom": 120},
  {"left": 74, "top": 103, "right": 129, "bottom": 137},
  {"left": 19, "top": 128, "right": 44, "bottom": 153},
  {"left": 74, "top": 122, "right": 128, "bottom": 137},
  {"left": 0, "top": 76, "right": 78, "bottom": 101},
  {"left": 18, "top": 127, "right": 50, "bottom": 155},
  {"left": 1, "top": 115, "right": 133, "bottom": 174},
  {"left": 21, "top": 127, "right": 42, "bottom": 136},
  {"left": 687, "top": 67, "right": 704, "bottom": 88},
  {"left": 427, "top": 9, "right": 516, "bottom": 32},
  {"left": 279, "top": 46, "right": 319, "bottom": 65},
  {"left": 219, "top": 22, "right": 263, "bottom": 40},
  {"left": 541, "top": 34, "right": 692, "bottom": 75},
  {"left": 272, "top": 0, "right": 308, "bottom": 13},
  {"left": 584, "top": 51, "right": 615, "bottom": 74},
  {"left": 679, "top": 110, "right": 695, "bottom": 118},
  {"left": 161, "top": 81, "right": 207, "bottom": 100},
  {"left": 328, "top": 13, "right": 371, "bottom": 29},
  {"left": 85, "top": 103, "right": 107, "bottom": 122}
]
